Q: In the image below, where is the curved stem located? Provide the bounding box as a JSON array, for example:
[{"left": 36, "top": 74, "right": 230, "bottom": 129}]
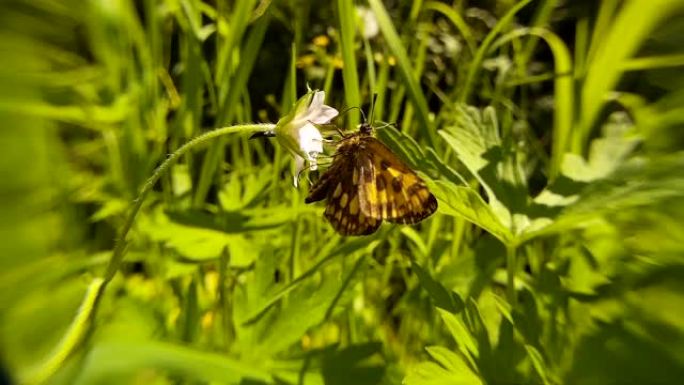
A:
[
  {"left": 104, "top": 123, "right": 274, "bottom": 281},
  {"left": 23, "top": 123, "right": 275, "bottom": 385}
]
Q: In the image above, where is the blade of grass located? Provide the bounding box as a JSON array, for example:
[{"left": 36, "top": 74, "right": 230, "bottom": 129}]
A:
[
  {"left": 368, "top": 0, "right": 436, "bottom": 147},
  {"left": 620, "top": 54, "right": 684, "bottom": 71},
  {"left": 363, "top": 38, "right": 376, "bottom": 103},
  {"left": 521, "top": 0, "right": 558, "bottom": 62},
  {"left": 492, "top": 27, "right": 573, "bottom": 179},
  {"left": 194, "top": 12, "right": 271, "bottom": 206},
  {"left": 373, "top": 53, "right": 390, "bottom": 121},
  {"left": 423, "top": 1, "right": 476, "bottom": 55},
  {"left": 579, "top": 0, "right": 684, "bottom": 152},
  {"left": 215, "top": 0, "right": 257, "bottom": 85},
  {"left": 459, "top": 0, "right": 533, "bottom": 104},
  {"left": 337, "top": 0, "right": 361, "bottom": 129}
]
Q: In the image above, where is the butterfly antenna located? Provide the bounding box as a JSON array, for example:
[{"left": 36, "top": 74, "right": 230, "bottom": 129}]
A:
[
  {"left": 358, "top": 106, "right": 367, "bottom": 124},
  {"left": 338, "top": 106, "right": 366, "bottom": 122},
  {"left": 334, "top": 125, "right": 346, "bottom": 137},
  {"left": 308, "top": 120, "right": 346, "bottom": 139},
  {"left": 335, "top": 106, "right": 369, "bottom": 134},
  {"left": 375, "top": 121, "right": 396, "bottom": 130}
]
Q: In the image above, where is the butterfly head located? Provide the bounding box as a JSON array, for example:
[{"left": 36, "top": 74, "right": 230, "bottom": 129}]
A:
[{"left": 358, "top": 122, "right": 373, "bottom": 136}]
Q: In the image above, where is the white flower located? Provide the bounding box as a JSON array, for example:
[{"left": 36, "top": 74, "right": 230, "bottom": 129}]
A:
[
  {"left": 275, "top": 89, "right": 338, "bottom": 187},
  {"left": 356, "top": 6, "right": 379, "bottom": 39}
]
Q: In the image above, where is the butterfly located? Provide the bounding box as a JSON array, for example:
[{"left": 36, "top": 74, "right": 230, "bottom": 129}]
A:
[{"left": 305, "top": 123, "right": 438, "bottom": 236}]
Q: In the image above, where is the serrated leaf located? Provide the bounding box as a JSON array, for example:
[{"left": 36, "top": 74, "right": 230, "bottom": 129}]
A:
[
  {"left": 428, "top": 180, "right": 512, "bottom": 244},
  {"left": 405, "top": 346, "right": 483, "bottom": 385},
  {"left": 138, "top": 208, "right": 271, "bottom": 265},
  {"left": 375, "top": 124, "right": 433, "bottom": 174},
  {"left": 404, "top": 361, "right": 482, "bottom": 385},
  {"left": 426, "top": 346, "right": 478, "bottom": 378},
  {"left": 522, "top": 153, "right": 684, "bottom": 241},
  {"left": 376, "top": 124, "right": 465, "bottom": 184},
  {"left": 439, "top": 105, "right": 529, "bottom": 229}
]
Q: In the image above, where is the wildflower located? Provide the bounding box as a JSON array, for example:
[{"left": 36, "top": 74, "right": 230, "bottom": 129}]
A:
[
  {"left": 274, "top": 89, "right": 338, "bottom": 187},
  {"left": 355, "top": 6, "right": 379, "bottom": 39}
]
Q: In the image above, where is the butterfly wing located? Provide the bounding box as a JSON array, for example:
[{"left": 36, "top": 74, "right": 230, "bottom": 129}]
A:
[
  {"left": 305, "top": 144, "right": 381, "bottom": 236},
  {"left": 305, "top": 160, "right": 340, "bottom": 204},
  {"left": 358, "top": 137, "right": 438, "bottom": 224}
]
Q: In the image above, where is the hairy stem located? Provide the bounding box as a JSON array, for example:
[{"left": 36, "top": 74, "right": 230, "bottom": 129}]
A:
[{"left": 24, "top": 123, "right": 275, "bottom": 385}]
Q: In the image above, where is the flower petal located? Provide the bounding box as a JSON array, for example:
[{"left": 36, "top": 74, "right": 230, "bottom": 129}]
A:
[
  {"left": 309, "top": 104, "right": 339, "bottom": 124},
  {"left": 298, "top": 123, "right": 324, "bottom": 155},
  {"left": 309, "top": 90, "right": 325, "bottom": 111},
  {"left": 272, "top": 89, "right": 338, "bottom": 187},
  {"left": 293, "top": 155, "right": 305, "bottom": 187}
]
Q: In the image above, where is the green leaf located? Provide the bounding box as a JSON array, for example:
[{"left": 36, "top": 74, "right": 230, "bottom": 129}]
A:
[
  {"left": 218, "top": 165, "right": 274, "bottom": 210},
  {"left": 368, "top": 0, "right": 436, "bottom": 146},
  {"left": 440, "top": 105, "right": 530, "bottom": 232},
  {"left": 428, "top": 180, "right": 512, "bottom": 244},
  {"left": 138, "top": 207, "right": 297, "bottom": 264},
  {"left": 256, "top": 275, "right": 340, "bottom": 355},
  {"left": 438, "top": 235, "right": 505, "bottom": 300},
  {"left": 322, "top": 343, "right": 385, "bottom": 385},
  {"left": 525, "top": 344, "right": 550, "bottom": 385},
  {"left": 337, "top": 0, "right": 361, "bottom": 130},
  {"left": 412, "top": 261, "right": 464, "bottom": 314},
  {"left": 237, "top": 236, "right": 383, "bottom": 325},
  {"left": 562, "top": 112, "right": 639, "bottom": 183},
  {"left": 439, "top": 309, "right": 478, "bottom": 366},
  {"left": 404, "top": 346, "right": 482, "bottom": 385},
  {"left": 375, "top": 124, "right": 436, "bottom": 175},
  {"left": 404, "top": 361, "right": 481, "bottom": 385},
  {"left": 75, "top": 340, "right": 271, "bottom": 384},
  {"left": 523, "top": 153, "right": 684, "bottom": 241},
  {"left": 580, "top": 0, "right": 684, "bottom": 146}
]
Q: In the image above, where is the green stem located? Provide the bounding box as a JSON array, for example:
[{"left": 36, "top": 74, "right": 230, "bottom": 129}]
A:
[
  {"left": 506, "top": 244, "right": 517, "bottom": 306},
  {"left": 23, "top": 123, "right": 274, "bottom": 385}
]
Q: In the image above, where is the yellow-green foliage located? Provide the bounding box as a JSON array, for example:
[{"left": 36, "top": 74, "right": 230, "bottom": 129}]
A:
[{"left": 1, "top": 1, "right": 683, "bottom": 384}]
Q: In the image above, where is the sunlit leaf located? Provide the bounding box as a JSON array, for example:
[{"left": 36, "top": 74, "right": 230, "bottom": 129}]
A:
[
  {"left": 75, "top": 340, "right": 272, "bottom": 384},
  {"left": 428, "top": 180, "right": 512, "bottom": 244}
]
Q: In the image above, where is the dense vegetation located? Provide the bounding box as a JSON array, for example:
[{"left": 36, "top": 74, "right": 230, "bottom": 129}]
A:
[{"left": 2, "top": 1, "right": 684, "bottom": 384}]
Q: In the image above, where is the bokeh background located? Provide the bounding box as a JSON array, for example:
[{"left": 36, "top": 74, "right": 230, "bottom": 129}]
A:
[{"left": 1, "top": 1, "right": 683, "bottom": 384}]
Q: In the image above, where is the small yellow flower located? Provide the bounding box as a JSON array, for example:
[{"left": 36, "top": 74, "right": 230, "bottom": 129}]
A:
[{"left": 313, "top": 35, "right": 330, "bottom": 47}]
